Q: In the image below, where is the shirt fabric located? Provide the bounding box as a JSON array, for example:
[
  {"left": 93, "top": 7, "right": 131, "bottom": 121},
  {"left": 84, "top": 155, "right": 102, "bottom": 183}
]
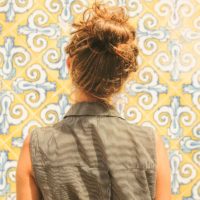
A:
[{"left": 30, "top": 101, "right": 157, "bottom": 200}]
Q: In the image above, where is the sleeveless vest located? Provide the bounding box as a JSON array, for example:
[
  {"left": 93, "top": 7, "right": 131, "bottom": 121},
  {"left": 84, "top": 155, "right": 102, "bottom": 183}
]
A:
[{"left": 30, "top": 101, "right": 157, "bottom": 200}]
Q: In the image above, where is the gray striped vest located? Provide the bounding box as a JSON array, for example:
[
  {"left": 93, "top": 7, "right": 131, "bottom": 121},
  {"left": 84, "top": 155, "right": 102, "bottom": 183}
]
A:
[{"left": 30, "top": 101, "right": 156, "bottom": 200}]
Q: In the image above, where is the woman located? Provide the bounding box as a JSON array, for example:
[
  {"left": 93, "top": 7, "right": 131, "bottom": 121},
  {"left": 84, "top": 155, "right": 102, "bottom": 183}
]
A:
[{"left": 16, "top": 2, "right": 171, "bottom": 200}]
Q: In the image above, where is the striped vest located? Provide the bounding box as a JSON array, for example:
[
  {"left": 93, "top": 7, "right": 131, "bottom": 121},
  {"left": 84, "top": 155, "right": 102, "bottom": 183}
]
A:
[{"left": 30, "top": 101, "right": 156, "bottom": 200}]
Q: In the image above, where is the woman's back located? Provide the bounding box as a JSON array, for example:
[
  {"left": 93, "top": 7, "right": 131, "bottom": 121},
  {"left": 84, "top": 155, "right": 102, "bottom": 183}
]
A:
[
  {"left": 16, "top": 2, "right": 171, "bottom": 200},
  {"left": 30, "top": 101, "right": 157, "bottom": 200}
]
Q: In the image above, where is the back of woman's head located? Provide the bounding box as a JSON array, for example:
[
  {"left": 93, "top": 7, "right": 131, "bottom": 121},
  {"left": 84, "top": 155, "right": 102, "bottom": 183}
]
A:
[{"left": 65, "top": 1, "right": 139, "bottom": 106}]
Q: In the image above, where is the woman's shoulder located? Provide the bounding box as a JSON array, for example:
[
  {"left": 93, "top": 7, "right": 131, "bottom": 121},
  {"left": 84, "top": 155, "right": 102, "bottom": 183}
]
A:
[
  {"left": 125, "top": 123, "right": 157, "bottom": 145},
  {"left": 154, "top": 131, "right": 171, "bottom": 199}
]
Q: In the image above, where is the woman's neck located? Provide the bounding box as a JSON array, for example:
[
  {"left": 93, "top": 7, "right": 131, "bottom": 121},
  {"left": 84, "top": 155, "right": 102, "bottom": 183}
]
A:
[
  {"left": 70, "top": 87, "right": 99, "bottom": 104},
  {"left": 70, "top": 86, "right": 112, "bottom": 105}
]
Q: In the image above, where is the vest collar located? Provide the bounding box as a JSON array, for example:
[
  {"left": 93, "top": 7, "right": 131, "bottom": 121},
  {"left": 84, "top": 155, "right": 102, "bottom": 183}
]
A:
[{"left": 63, "top": 101, "right": 125, "bottom": 120}]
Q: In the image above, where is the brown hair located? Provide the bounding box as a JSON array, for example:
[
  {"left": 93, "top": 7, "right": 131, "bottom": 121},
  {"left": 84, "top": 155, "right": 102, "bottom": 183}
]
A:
[{"left": 65, "top": 1, "right": 139, "bottom": 106}]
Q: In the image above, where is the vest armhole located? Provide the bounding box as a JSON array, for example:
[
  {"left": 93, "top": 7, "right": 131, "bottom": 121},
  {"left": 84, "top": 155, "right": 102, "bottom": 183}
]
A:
[
  {"left": 140, "top": 126, "right": 157, "bottom": 170},
  {"left": 149, "top": 127, "right": 157, "bottom": 168},
  {"left": 146, "top": 126, "right": 157, "bottom": 200},
  {"left": 29, "top": 127, "right": 42, "bottom": 187}
]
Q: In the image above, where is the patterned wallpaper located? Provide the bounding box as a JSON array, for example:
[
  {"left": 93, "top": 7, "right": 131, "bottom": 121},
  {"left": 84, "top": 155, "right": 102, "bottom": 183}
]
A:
[{"left": 0, "top": 0, "right": 200, "bottom": 199}]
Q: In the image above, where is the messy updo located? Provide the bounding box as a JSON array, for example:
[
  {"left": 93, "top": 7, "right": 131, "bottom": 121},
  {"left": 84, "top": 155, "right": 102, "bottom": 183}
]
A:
[{"left": 65, "top": 1, "right": 139, "bottom": 106}]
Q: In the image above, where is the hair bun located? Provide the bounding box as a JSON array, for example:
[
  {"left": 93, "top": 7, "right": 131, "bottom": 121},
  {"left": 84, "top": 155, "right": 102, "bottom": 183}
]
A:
[
  {"left": 83, "top": 2, "right": 133, "bottom": 51},
  {"left": 64, "top": 1, "right": 139, "bottom": 106},
  {"left": 87, "top": 37, "right": 113, "bottom": 54}
]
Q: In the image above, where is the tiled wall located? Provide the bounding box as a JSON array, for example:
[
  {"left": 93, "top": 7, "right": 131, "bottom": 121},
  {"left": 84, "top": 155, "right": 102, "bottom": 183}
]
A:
[{"left": 0, "top": 0, "right": 200, "bottom": 199}]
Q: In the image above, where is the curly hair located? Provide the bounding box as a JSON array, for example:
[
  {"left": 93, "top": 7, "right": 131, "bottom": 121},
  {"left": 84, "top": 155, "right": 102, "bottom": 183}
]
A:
[{"left": 65, "top": 1, "right": 139, "bottom": 106}]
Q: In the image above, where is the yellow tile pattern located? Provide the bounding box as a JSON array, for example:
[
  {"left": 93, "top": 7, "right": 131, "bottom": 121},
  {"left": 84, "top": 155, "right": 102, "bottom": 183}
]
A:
[{"left": 0, "top": 0, "right": 200, "bottom": 199}]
